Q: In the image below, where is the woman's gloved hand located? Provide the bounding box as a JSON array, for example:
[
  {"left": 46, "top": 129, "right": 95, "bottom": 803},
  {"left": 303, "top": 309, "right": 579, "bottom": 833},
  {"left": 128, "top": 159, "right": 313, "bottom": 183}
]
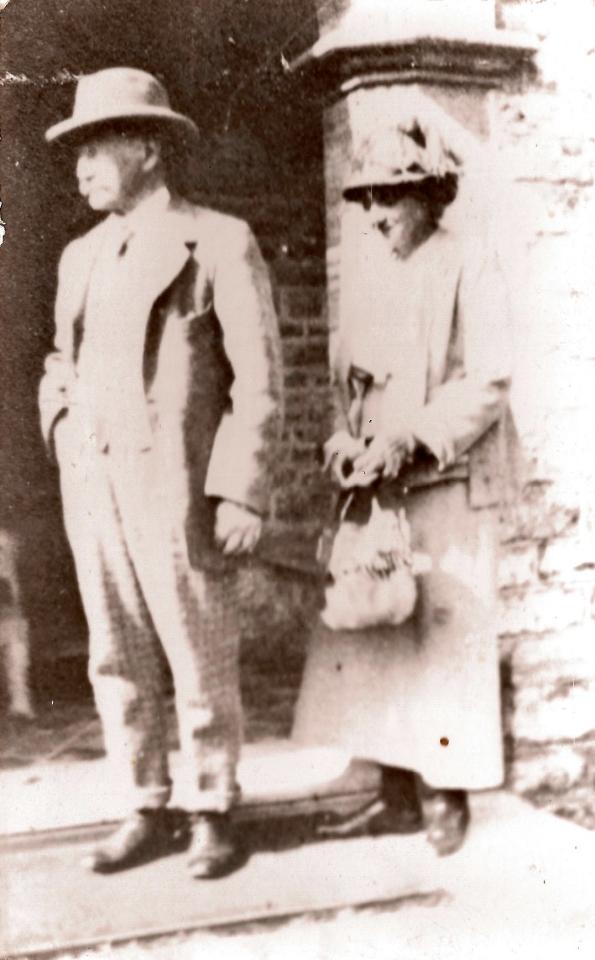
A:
[
  {"left": 342, "top": 429, "right": 416, "bottom": 489},
  {"left": 323, "top": 430, "right": 367, "bottom": 487}
]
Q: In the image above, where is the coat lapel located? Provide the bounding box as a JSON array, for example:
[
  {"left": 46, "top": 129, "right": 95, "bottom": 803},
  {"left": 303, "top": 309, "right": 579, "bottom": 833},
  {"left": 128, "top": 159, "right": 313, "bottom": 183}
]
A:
[
  {"left": 425, "top": 231, "right": 463, "bottom": 389},
  {"left": 69, "top": 201, "right": 201, "bottom": 384},
  {"left": 135, "top": 203, "right": 200, "bottom": 315},
  {"left": 138, "top": 203, "right": 203, "bottom": 391},
  {"left": 66, "top": 221, "right": 113, "bottom": 361}
]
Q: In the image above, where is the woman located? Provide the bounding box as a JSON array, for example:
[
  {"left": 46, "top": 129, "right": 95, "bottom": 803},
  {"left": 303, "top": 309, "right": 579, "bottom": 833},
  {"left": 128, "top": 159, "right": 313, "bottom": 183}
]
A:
[{"left": 292, "top": 114, "right": 511, "bottom": 855}]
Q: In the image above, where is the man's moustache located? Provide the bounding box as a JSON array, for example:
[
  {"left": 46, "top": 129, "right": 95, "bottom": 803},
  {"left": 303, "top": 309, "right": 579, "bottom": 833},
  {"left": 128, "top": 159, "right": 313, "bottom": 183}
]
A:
[{"left": 78, "top": 183, "right": 103, "bottom": 197}]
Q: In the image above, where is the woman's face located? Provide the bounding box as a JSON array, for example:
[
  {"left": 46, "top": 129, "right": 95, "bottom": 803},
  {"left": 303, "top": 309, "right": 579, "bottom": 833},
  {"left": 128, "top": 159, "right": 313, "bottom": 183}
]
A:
[{"left": 361, "top": 186, "right": 435, "bottom": 259}]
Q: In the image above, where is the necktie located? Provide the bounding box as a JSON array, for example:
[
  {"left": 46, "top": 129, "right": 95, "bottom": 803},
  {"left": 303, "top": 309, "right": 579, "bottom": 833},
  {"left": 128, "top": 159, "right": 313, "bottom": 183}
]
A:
[{"left": 110, "top": 215, "right": 132, "bottom": 258}]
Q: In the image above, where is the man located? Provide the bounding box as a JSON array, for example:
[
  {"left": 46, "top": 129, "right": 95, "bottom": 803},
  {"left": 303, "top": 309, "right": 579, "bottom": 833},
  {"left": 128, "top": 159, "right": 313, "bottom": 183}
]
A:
[{"left": 40, "top": 67, "right": 283, "bottom": 878}]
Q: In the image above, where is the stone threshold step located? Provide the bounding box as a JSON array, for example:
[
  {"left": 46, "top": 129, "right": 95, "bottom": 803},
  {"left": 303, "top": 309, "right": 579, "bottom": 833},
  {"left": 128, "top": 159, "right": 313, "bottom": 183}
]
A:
[
  {"left": 0, "top": 741, "right": 381, "bottom": 838},
  {"left": 2, "top": 786, "right": 380, "bottom": 855}
]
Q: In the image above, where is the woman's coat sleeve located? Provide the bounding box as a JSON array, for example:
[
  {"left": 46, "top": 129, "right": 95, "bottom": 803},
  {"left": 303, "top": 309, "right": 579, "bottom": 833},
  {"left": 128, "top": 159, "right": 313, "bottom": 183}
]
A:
[{"left": 410, "top": 248, "right": 512, "bottom": 469}]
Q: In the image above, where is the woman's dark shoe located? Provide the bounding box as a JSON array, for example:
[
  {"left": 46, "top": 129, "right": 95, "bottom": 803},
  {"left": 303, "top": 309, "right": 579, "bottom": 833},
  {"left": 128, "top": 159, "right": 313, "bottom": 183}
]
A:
[
  {"left": 421, "top": 788, "right": 470, "bottom": 856},
  {"left": 82, "top": 809, "right": 175, "bottom": 873},
  {"left": 319, "top": 766, "right": 422, "bottom": 838},
  {"left": 187, "top": 812, "right": 239, "bottom": 879}
]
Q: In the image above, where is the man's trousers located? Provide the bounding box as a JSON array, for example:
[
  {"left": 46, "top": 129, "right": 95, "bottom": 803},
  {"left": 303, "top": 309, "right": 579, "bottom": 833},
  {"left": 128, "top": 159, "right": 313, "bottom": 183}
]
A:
[{"left": 54, "top": 412, "right": 242, "bottom": 813}]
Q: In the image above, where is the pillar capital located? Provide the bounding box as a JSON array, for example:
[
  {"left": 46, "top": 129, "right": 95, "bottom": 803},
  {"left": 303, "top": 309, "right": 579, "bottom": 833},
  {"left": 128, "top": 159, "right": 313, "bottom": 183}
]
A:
[{"left": 292, "top": 0, "right": 536, "bottom": 93}]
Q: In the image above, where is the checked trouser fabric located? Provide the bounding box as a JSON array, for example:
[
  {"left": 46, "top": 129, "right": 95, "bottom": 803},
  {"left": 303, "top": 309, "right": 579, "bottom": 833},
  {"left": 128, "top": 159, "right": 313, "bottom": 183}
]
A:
[{"left": 55, "top": 413, "right": 242, "bottom": 813}]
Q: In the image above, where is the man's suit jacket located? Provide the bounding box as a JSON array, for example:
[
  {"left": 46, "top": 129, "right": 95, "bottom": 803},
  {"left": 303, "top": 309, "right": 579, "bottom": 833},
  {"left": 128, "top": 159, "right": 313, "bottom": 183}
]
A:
[{"left": 39, "top": 196, "right": 283, "bottom": 564}]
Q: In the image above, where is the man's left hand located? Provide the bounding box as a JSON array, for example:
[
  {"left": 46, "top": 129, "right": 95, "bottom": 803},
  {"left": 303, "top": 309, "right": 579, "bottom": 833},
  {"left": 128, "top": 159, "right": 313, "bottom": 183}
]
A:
[{"left": 215, "top": 500, "right": 263, "bottom": 555}]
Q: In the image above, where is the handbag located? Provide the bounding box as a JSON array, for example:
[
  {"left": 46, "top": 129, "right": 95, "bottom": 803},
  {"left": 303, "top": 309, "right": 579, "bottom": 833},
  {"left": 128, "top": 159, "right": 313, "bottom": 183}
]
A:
[
  {"left": 319, "top": 491, "right": 431, "bottom": 631},
  {"left": 319, "top": 363, "right": 430, "bottom": 631}
]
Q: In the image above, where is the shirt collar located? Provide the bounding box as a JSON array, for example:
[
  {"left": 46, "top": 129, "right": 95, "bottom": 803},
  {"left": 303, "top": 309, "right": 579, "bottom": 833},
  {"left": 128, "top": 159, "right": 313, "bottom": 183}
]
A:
[{"left": 110, "top": 185, "right": 171, "bottom": 238}]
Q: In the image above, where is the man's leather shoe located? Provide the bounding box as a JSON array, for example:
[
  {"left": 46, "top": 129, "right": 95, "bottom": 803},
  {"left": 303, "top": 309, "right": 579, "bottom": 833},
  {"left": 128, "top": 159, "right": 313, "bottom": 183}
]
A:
[
  {"left": 187, "top": 812, "right": 238, "bottom": 879},
  {"left": 421, "top": 788, "right": 470, "bottom": 857},
  {"left": 82, "top": 809, "right": 173, "bottom": 873}
]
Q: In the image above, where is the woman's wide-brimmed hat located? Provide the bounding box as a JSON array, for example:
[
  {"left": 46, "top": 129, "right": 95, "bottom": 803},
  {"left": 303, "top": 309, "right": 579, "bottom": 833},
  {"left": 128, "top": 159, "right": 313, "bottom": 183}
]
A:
[
  {"left": 45, "top": 67, "right": 199, "bottom": 144},
  {"left": 343, "top": 113, "right": 464, "bottom": 203}
]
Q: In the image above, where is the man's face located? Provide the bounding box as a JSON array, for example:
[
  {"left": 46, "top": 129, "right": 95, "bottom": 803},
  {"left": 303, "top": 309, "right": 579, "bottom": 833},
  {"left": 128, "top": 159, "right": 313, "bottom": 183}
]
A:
[
  {"left": 361, "top": 185, "right": 432, "bottom": 257},
  {"left": 76, "top": 132, "right": 155, "bottom": 214}
]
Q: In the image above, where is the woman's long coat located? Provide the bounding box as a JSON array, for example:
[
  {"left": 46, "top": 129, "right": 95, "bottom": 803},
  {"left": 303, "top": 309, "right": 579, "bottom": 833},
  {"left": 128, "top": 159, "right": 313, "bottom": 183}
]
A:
[{"left": 292, "top": 227, "right": 511, "bottom": 791}]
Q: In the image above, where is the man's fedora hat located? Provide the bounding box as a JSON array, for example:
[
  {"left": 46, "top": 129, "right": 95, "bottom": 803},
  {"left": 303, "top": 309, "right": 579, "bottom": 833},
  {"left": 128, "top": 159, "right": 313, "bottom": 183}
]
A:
[
  {"left": 45, "top": 67, "right": 199, "bottom": 144},
  {"left": 343, "top": 114, "right": 464, "bottom": 203}
]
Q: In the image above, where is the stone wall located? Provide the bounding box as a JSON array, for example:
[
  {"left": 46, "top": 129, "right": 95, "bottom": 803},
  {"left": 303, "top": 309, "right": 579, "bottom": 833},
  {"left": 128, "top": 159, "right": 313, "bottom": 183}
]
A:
[{"left": 491, "top": 0, "right": 595, "bottom": 816}]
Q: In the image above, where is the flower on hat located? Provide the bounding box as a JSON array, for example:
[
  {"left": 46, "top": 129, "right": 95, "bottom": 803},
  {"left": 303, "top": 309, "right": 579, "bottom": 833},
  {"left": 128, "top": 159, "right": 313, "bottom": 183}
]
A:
[{"left": 343, "top": 96, "right": 474, "bottom": 198}]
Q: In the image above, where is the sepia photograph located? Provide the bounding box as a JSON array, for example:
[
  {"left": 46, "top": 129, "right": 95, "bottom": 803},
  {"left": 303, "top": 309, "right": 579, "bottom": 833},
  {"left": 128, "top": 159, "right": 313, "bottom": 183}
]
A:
[{"left": 1, "top": 1, "right": 594, "bottom": 957}]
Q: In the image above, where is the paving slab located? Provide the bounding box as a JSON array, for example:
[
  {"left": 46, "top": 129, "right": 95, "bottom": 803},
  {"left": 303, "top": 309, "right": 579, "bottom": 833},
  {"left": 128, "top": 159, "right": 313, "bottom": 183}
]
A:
[
  {"left": 2, "top": 792, "right": 594, "bottom": 958},
  {"left": 1, "top": 822, "right": 436, "bottom": 957}
]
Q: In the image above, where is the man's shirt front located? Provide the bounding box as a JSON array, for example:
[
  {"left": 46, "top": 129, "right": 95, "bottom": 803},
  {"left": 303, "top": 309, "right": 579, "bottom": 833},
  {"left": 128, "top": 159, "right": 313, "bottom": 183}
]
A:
[{"left": 75, "top": 186, "right": 171, "bottom": 453}]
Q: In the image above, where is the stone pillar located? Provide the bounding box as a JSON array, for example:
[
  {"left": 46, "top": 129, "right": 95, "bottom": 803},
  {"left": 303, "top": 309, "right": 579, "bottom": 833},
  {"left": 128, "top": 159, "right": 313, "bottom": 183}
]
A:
[{"left": 293, "top": 0, "right": 535, "bottom": 355}]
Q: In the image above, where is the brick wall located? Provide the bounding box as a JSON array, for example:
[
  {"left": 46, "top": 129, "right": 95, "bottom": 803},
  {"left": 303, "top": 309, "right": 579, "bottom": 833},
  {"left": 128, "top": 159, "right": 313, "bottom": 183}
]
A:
[{"left": 272, "top": 272, "right": 331, "bottom": 532}]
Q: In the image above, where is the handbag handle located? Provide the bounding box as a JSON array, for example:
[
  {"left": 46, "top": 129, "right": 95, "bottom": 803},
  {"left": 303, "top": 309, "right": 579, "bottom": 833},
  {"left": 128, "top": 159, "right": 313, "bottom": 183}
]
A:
[
  {"left": 338, "top": 490, "right": 356, "bottom": 525},
  {"left": 346, "top": 364, "right": 374, "bottom": 439}
]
